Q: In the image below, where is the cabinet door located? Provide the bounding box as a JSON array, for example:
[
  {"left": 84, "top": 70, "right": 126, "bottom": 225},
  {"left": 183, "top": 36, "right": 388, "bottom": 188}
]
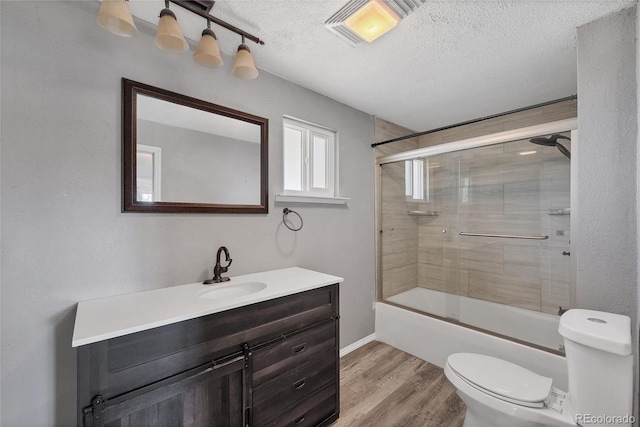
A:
[{"left": 83, "top": 356, "right": 246, "bottom": 427}]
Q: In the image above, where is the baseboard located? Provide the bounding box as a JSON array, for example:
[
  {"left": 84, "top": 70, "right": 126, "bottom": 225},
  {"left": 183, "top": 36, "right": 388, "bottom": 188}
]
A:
[{"left": 339, "top": 333, "right": 376, "bottom": 358}]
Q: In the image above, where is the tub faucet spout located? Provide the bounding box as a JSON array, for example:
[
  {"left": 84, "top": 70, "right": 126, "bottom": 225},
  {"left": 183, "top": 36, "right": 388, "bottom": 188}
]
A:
[{"left": 203, "top": 246, "right": 233, "bottom": 284}]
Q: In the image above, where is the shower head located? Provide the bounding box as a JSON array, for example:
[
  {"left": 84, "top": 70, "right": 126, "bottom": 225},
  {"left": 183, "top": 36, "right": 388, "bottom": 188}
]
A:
[{"left": 529, "top": 134, "right": 571, "bottom": 159}]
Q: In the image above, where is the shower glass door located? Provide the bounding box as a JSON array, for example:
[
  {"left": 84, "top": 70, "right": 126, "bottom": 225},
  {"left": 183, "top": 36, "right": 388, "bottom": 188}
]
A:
[
  {"left": 378, "top": 130, "right": 574, "bottom": 353},
  {"left": 381, "top": 150, "right": 462, "bottom": 321}
]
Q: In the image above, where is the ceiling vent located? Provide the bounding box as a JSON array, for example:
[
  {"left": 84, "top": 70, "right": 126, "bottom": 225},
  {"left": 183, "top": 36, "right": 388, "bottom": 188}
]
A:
[{"left": 325, "top": 0, "right": 426, "bottom": 46}]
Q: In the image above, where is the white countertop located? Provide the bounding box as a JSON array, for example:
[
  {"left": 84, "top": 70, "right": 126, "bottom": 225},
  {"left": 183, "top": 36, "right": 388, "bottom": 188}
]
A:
[{"left": 72, "top": 267, "right": 344, "bottom": 347}]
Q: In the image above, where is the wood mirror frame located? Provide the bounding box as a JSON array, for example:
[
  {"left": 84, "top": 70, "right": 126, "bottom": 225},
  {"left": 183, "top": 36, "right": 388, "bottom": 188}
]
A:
[{"left": 122, "top": 78, "right": 268, "bottom": 214}]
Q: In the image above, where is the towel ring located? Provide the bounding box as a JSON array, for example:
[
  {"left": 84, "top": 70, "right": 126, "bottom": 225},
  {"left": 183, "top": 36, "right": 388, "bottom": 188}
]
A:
[{"left": 283, "top": 208, "right": 303, "bottom": 232}]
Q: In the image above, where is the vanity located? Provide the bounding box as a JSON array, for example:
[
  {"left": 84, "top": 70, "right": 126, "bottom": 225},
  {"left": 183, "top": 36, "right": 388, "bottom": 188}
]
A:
[{"left": 73, "top": 267, "right": 343, "bottom": 427}]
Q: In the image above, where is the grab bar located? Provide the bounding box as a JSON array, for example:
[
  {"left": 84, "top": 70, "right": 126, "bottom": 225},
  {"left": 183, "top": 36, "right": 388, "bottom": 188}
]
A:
[
  {"left": 548, "top": 208, "right": 570, "bottom": 216},
  {"left": 408, "top": 210, "right": 439, "bottom": 217},
  {"left": 459, "top": 232, "right": 549, "bottom": 240}
]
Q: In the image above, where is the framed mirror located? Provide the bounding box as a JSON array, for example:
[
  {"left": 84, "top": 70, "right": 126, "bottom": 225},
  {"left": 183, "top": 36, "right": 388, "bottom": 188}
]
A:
[{"left": 122, "top": 78, "right": 268, "bottom": 213}]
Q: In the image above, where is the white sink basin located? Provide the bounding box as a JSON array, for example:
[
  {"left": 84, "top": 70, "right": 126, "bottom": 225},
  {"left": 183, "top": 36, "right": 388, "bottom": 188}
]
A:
[{"left": 198, "top": 282, "right": 267, "bottom": 299}]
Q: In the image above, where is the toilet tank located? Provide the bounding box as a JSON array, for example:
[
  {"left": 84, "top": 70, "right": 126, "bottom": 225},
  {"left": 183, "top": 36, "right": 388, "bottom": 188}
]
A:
[{"left": 558, "top": 309, "right": 633, "bottom": 426}]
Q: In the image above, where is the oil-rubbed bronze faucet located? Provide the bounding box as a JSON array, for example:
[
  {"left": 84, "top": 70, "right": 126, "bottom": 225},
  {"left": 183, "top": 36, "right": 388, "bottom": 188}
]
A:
[{"left": 203, "top": 246, "right": 233, "bottom": 284}]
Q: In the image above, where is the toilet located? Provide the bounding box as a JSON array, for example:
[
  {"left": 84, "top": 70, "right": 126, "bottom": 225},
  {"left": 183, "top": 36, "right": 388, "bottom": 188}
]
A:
[{"left": 444, "top": 309, "right": 633, "bottom": 427}]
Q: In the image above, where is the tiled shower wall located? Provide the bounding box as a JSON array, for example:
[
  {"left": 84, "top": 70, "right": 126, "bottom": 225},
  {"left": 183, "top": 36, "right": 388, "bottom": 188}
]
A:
[
  {"left": 417, "top": 138, "right": 572, "bottom": 315},
  {"left": 376, "top": 100, "right": 576, "bottom": 313},
  {"left": 375, "top": 118, "right": 419, "bottom": 298}
]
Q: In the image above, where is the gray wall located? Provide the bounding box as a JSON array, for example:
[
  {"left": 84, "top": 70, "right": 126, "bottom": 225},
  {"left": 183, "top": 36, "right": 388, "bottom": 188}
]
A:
[
  {"left": 0, "top": 0, "right": 3, "bottom": 422},
  {"left": 0, "top": 2, "right": 375, "bottom": 426},
  {"left": 577, "top": 5, "right": 638, "bottom": 417},
  {"left": 637, "top": 4, "right": 640, "bottom": 421},
  {"left": 137, "top": 120, "right": 261, "bottom": 204},
  {"left": 576, "top": 6, "right": 637, "bottom": 321}
]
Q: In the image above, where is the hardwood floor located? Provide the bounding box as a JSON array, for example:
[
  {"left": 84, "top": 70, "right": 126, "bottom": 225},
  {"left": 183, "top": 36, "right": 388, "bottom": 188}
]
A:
[{"left": 333, "top": 341, "right": 466, "bottom": 427}]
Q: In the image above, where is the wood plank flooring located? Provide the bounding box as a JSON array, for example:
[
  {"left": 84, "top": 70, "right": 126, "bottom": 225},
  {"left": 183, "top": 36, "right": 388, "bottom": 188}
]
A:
[{"left": 333, "top": 341, "right": 466, "bottom": 427}]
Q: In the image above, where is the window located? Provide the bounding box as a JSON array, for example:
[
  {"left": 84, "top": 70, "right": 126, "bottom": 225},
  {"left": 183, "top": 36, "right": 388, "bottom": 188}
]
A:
[
  {"left": 136, "top": 144, "right": 162, "bottom": 202},
  {"left": 405, "top": 159, "right": 429, "bottom": 201},
  {"left": 283, "top": 117, "right": 337, "bottom": 198}
]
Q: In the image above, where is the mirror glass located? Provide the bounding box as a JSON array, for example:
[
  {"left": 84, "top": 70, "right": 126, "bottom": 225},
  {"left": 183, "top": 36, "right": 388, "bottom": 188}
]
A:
[{"left": 122, "top": 79, "right": 268, "bottom": 213}]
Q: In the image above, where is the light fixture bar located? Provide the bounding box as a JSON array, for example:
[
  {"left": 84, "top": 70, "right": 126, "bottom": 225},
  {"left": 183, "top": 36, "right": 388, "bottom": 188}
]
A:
[{"left": 169, "top": 0, "right": 265, "bottom": 45}]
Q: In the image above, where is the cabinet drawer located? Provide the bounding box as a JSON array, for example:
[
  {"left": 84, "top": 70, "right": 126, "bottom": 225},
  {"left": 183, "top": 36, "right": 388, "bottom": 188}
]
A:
[
  {"left": 253, "top": 351, "right": 336, "bottom": 423},
  {"left": 256, "top": 384, "right": 337, "bottom": 427},
  {"left": 253, "top": 320, "right": 336, "bottom": 386}
]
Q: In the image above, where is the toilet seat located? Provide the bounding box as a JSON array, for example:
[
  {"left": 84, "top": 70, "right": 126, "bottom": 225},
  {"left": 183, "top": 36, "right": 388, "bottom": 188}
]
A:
[
  {"left": 445, "top": 353, "right": 576, "bottom": 427},
  {"left": 447, "top": 353, "right": 552, "bottom": 407},
  {"left": 455, "top": 369, "right": 547, "bottom": 408}
]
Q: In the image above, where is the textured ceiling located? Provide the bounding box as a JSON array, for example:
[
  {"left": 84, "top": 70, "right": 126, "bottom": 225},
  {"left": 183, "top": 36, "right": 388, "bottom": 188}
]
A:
[{"left": 128, "top": 0, "right": 635, "bottom": 132}]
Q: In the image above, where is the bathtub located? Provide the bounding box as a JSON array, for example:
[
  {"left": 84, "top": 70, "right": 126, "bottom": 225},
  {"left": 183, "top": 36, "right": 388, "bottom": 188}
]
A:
[
  {"left": 386, "top": 287, "right": 564, "bottom": 351},
  {"left": 377, "top": 287, "right": 569, "bottom": 389}
]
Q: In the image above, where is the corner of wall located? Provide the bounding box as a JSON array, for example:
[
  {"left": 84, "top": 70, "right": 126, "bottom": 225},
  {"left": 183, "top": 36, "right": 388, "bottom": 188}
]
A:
[
  {"left": 577, "top": 5, "right": 637, "bottom": 420},
  {"left": 576, "top": 4, "right": 637, "bottom": 318},
  {"left": 633, "top": 5, "right": 640, "bottom": 426},
  {"left": 0, "top": 0, "right": 4, "bottom": 421}
]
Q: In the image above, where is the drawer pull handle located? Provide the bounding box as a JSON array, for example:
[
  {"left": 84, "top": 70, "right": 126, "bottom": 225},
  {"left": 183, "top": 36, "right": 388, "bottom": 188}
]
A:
[
  {"left": 293, "top": 414, "right": 306, "bottom": 424},
  {"left": 292, "top": 378, "right": 306, "bottom": 390},
  {"left": 292, "top": 344, "right": 306, "bottom": 354}
]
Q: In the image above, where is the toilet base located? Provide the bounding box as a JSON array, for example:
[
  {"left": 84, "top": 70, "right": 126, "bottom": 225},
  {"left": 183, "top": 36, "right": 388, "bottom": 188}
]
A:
[{"left": 457, "top": 389, "right": 554, "bottom": 427}]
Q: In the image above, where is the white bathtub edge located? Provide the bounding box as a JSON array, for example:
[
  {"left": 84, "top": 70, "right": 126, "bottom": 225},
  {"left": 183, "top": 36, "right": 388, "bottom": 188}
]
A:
[
  {"left": 375, "top": 302, "right": 569, "bottom": 390},
  {"left": 340, "top": 333, "right": 377, "bottom": 358}
]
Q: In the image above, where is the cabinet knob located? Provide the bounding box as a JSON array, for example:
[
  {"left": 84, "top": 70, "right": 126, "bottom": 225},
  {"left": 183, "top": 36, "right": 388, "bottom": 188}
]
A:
[
  {"left": 293, "top": 414, "right": 306, "bottom": 424},
  {"left": 292, "top": 378, "right": 306, "bottom": 390}
]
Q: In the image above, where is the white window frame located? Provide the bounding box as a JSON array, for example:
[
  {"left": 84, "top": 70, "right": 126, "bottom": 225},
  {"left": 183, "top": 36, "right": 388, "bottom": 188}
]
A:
[
  {"left": 405, "top": 158, "right": 429, "bottom": 202},
  {"left": 136, "top": 144, "right": 162, "bottom": 202},
  {"left": 282, "top": 116, "right": 337, "bottom": 198}
]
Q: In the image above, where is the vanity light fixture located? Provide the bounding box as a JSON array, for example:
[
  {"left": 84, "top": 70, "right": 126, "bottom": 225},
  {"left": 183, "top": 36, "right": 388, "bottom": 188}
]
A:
[
  {"left": 96, "top": 0, "right": 138, "bottom": 37},
  {"left": 345, "top": 0, "right": 400, "bottom": 42},
  {"left": 155, "top": 1, "right": 188, "bottom": 53},
  {"left": 233, "top": 36, "right": 259, "bottom": 80},
  {"left": 95, "top": 0, "right": 264, "bottom": 77},
  {"left": 193, "top": 20, "right": 223, "bottom": 68}
]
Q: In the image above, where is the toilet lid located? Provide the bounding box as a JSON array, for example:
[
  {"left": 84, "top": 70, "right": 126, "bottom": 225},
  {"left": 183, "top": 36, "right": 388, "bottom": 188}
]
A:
[{"left": 447, "top": 353, "right": 553, "bottom": 405}]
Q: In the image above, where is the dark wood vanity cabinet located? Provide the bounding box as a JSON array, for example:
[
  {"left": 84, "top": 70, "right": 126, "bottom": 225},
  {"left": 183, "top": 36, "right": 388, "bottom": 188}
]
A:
[{"left": 77, "top": 284, "right": 340, "bottom": 427}]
